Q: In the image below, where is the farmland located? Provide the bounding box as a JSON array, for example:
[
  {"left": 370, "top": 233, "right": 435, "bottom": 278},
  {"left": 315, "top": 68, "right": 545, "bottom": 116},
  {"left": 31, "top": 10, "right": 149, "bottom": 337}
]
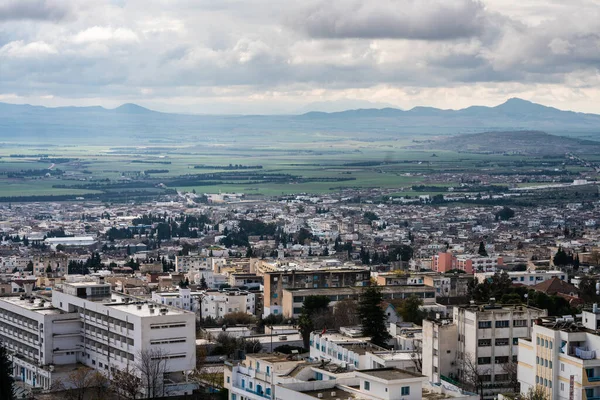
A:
[{"left": 0, "top": 134, "right": 597, "bottom": 203}]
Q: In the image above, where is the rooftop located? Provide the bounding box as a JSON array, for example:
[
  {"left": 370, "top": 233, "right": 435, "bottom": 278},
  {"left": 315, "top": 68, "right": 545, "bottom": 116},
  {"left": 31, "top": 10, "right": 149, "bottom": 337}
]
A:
[
  {"left": 0, "top": 296, "right": 62, "bottom": 315},
  {"left": 357, "top": 367, "right": 424, "bottom": 381}
]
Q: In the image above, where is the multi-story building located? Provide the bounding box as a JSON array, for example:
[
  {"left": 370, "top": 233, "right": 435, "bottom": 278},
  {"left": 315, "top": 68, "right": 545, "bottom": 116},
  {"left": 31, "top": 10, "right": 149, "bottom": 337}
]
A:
[
  {"left": 518, "top": 309, "right": 600, "bottom": 400},
  {"left": 0, "top": 295, "right": 81, "bottom": 388},
  {"left": 475, "top": 270, "right": 567, "bottom": 286},
  {"left": 276, "top": 367, "right": 479, "bottom": 400},
  {"left": 200, "top": 290, "right": 256, "bottom": 320},
  {"left": 422, "top": 303, "right": 547, "bottom": 400},
  {"left": 257, "top": 260, "right": 370, "bottom": 317},
  {"left": 0, "top": 276, "right": 197, "bottom": 396},
  {"left": 152, "top": 287, "right": 200, "bottom": 312},
  {"left": 224, "top": 352, "right": 306, "bottom": 400},
  {"left": 432, "top": 252, "right": 504, "bottom": 274},
  {"left": 282, "top": 285, "right": 436, "bottom": 319}
]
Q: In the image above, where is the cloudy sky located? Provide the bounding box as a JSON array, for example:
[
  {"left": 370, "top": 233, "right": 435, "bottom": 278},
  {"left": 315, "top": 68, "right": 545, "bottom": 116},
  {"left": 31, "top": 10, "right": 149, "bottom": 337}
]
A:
[{"left": 0, "top": 0, "right": 599, "bottom": 114}]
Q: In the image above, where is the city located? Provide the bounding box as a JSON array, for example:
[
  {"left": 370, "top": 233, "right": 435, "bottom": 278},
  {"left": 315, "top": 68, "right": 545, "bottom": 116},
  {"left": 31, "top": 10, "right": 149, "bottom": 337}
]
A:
[{"left": 2, "top": 1, "right": 600, "bottom": 400}]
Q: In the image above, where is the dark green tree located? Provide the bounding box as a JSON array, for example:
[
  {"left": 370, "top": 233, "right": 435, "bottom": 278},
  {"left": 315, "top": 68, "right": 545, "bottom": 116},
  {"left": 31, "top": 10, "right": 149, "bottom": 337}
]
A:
[
  {"left": 495, "top": 206, "right": 515, "bottom": 221},
  {"left": 200, "top": 276, "right": 208, "bottom": 290},
  {"left": 478, "top": 242, "right": 488, "bottom": 257},
  {"left": 396, "top": 295, "right": 424, "bottom": 324},
  {"left": 298, "top": 296, "right": 330, "bottom": 348},
  {"left": 0, "top": 341, "right": 15, "bottom": 400},
  {"left": 357, "top": 286, "right": 391, "bottom": 347},
  {"left": 553, "top": 247, "right": 573, "bottom": 267}
]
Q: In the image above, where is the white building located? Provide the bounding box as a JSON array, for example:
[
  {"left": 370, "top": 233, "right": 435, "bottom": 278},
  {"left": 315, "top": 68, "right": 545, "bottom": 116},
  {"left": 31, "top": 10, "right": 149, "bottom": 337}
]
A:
[
  {"left": 201, "top": 290, "right": 256, "bottom": 320},
  {"left": 474, "top": 270, "right": 567, "bottom": 286},
  {"left": 518, "top": 309, "right": 600, "bottom": 400},
  {"left": 152, "top": 287, "right": 201, "bottom": 312},
  {"left": 422, "top": 303, "right": 547, "bottom": 400},
  {"left": 0, "top": 276, "right": 197, "bottom": 396},
  {"left": 275, "top": 368, "right": 478, "bottom": 400}
]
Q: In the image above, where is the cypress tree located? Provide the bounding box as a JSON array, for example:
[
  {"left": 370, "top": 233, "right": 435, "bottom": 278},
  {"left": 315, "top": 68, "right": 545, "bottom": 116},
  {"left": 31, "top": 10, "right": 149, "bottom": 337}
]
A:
[
  {"left": 0, "top": 341, "right": 15, "bottom": 400},
  {"left": 357, "top": 286, "right": 391, "bottom": 347}
]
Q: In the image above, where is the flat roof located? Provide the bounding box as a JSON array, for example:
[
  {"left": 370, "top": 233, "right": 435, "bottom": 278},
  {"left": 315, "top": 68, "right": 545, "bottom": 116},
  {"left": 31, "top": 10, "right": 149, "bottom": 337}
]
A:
[
  {"left": 0, "top": 296, "right": 62, "bottom": 315},
  {"left": 357, "top": 368, "right": 424, "bottom": 381}
]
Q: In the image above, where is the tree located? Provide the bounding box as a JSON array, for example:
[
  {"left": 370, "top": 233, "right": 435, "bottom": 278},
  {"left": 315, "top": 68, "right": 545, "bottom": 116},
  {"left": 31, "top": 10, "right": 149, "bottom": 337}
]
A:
[
  {"left": 64, "top": 367, "right": 97, "bottom": 400},
  {"left": 495, "top": 206, "right": 515, "bottom": 221},
  {"left": 0, "top": 341, "right": 15, "bottom": 400},
  {"left": 363, "top": 211, "right": 379, "bottom": 222},
  {"left": 25, "top": 260, "right": 34, "bottom": 272},
  {"left": 524, "top": 386, "right": 549, "bottom": 400},
  {"left": 553, "top": 247, "right": 573, "bottom": 267},
  {"left": 357, "top": 286, "right": 391, "bottom": 347},
  {"left": 502, "top": 360, "right": 519, "bottom": 393},
  {"left": 410, "top": 340, "right": 423, "bottom": 373},
  {"left": 477, "top": 241, "right": 488, "bottom": 257},
  {"left": 579, "top": 276, "right": 599, "bottom": 302},
  {"left": 332, "top": 299, "right": 359, "bottom": 328},
  {"left": 389, "top": 245, "right": 414, "bottom": 262},
  {"left": 298, "top": 296, "right": 331, "bottom": 348},
  {"left": 221, "top": 311, "right": 256, "bottom": 326},
  {"left": 200, "top": 276, "right": 208, "bottom": 289},
  {"left": 396, "top": 295, "right": 424, "bottom": 324},
  {"left": 112, "top": 366, "right": 142, "bottom": 400},
  {"left": 137, "top": 348, "right": 168, "bottom": 398},
  {"left": 462, "top": 352, "right": 489, "bottom": 399}
]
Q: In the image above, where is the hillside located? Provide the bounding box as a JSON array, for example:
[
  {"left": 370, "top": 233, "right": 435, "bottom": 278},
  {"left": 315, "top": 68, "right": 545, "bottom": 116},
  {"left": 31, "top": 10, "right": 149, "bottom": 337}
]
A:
[{"left": 417, "top": 131, "right": 600, "bottom": 155}]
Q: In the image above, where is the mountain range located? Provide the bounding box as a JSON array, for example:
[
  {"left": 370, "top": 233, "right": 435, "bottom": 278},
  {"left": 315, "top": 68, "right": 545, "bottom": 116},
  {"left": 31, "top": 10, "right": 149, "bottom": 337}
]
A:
[{"left": 0, "top": 98, "right": 598, "bottom": 144}]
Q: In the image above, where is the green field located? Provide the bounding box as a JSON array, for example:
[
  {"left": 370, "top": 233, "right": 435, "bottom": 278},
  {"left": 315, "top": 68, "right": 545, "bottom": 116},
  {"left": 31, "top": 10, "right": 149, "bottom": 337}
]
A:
[{"left": 0, "top": 138, "right": 594, "bottom": 201}]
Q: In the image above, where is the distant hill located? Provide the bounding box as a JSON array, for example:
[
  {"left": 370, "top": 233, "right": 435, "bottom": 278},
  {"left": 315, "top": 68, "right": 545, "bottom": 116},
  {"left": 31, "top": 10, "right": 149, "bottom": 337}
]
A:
[
  {"left": 0, "top": 98, "right": 599, "bottom": 144},
  {"left": 416, "top": 131, "right": 600, "bottom": 155}
]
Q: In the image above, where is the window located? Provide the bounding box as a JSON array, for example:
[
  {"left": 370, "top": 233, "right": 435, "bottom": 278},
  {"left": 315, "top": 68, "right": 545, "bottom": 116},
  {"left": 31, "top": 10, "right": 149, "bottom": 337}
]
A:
[
  {"left": 495, "top": 356, "right": 509, "bottom": 364},
  {"left": 536, "top": 376, "right": 539, "bottom": 384},
  {"left": 478, "top": 357, "right": 491, "bottom": 365},
  {"left": 537, "top": 337, "right": 540, "bottom": 345},
  {"left": 401, "top": 387, "right": 410, "bottom": 396},
  {"left": 495, "top": 338, "right": 509, "bottom": 346},
  {"left": 550, "top": 341, "right": 553, "bottom": 349},
  {"left": 227, "top": 377, "right": 230, "bottom": 383},
  {"left": 364, "top": 381, "right": 370, "bottom": 391},
  {"left": 561, "top": 383, "right": 565, "bottom": 391},
  {"left": 513, "top": 338, "right": 519, "bottom": 345},
  {"left": 545, "top": 339, "right": 549, "bottom": 348},
  {"left": 495, "top": 374, "right": 509, "bottom": 381},
  {"left": 478, "top": 321, "right": 492, "bottom": 329},
  {"left": 513, "top": 319, "right": 527, "bottom": 327},
  {"left": 478, "top": 339, "right": 491, "bottom": 347},
  {"left": 561, "top": 363, "right": 565, "bottom": 372},
  {"left": 549, "top": 381, "right": 552, "bottom": 388},
  {"left": 496, "top": 320, "right": 510, "bottom": 328}
]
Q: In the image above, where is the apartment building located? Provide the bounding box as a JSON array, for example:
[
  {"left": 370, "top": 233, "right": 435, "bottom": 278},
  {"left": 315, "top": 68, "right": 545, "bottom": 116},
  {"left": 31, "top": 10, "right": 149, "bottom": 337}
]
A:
[
  {"left": 422, "top": 303, "right": 547, "bottom": 400},
  {"left": 224, "top": 352, "right": 306, "bottom": 400},
  {"left": 0, "top": 276, "right": 197, "bottom": 396},
  {"left": 518, "top": 309, "right": 600, "bottom": 400},
  {"left": 432, "top": 252, "right": 504, "bottom": 274},
  {"left": 475, "top": 270, "right": 567, "bottom": 287},
  {"left": 282, "top": 285, "right": 436, "bottom": 319},
  {"left": 257, "top": 260, "right": 370, "bottom": 317},
  {"left": 201, "top": 290, "right": 256, "bottom": 320},
  {"left": 152, "top": 287, "right": 200, "bottom": 312},
  {"left": 276, "top": 368, "right": 479, "bottom": 400},
  {"left": 0, "top": 295, "right": 81, "bottom": 389}
]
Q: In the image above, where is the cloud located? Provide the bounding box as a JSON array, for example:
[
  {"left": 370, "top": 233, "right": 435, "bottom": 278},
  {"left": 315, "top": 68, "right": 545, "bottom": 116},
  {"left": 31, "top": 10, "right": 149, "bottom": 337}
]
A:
[
  {"left": 290, "top": 0, "right": 489, "bottom": 40},
  {"left": 0, "top": 0, "right": 71, "bottom": 22},
  {"left": 72, "top": 26, "right": 139, "bottom": 44},
  {"left": 0, "top": 0, "right": 599, "bottom": 113}
]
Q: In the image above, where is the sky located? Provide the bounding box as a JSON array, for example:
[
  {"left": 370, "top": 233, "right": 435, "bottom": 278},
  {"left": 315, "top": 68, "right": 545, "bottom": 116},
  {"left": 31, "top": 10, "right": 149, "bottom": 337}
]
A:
[{"left": 0, "top": 0, "right": 599, "bottom": 114}]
